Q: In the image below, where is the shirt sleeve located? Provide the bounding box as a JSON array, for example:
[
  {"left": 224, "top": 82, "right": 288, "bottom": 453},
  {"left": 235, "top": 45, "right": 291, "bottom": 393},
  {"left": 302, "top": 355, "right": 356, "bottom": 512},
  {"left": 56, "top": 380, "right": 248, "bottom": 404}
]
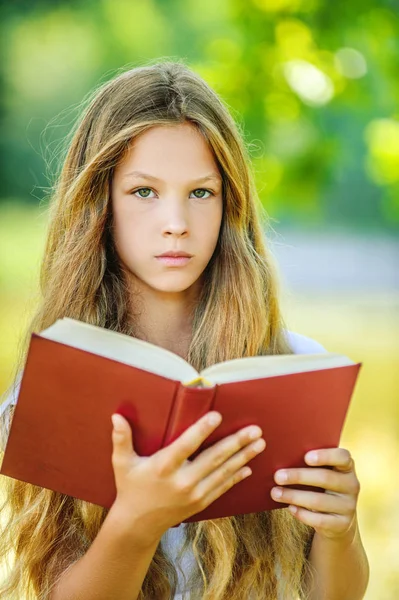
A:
[
  {"left": 0, "top": 391, "right": 17, "bottom": 418},
  {"left": 0, "top": 374, "right": 22, "bottom": 416},
  {"left": 0, "top": 374, "right": 22, "bottom": 451},
  {"left": 284, "top": 330, "right": 328, "bottom": 354}
]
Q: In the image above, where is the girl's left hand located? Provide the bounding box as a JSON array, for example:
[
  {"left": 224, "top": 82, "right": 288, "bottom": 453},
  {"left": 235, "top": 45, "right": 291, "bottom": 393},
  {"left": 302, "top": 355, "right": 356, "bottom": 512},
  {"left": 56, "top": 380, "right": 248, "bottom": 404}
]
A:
[{"left": 271, "top": 448, "right": 360, "bottom": 540}]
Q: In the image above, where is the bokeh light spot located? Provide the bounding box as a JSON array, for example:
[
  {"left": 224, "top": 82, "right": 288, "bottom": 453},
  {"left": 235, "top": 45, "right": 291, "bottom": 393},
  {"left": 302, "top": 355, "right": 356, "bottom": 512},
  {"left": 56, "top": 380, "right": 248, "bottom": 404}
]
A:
[
  {"left": 364, "top": 119, "right": 399, "bottom": 185},
  {"left": 275, "top": 19, "right": 314, "bottom": 60},
  {"left": 335, "top": 47, "right": 368, "bottom": 79},
  {"left": 282, "top": 60, "right": 334, "bottom": 106}
]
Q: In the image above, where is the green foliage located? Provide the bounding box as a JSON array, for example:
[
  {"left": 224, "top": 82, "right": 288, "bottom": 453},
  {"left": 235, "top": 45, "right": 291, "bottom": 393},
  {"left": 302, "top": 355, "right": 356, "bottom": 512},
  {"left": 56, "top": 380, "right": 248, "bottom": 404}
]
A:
[{"left": 0, "top": 0, "right": 398, "bottom": 227}]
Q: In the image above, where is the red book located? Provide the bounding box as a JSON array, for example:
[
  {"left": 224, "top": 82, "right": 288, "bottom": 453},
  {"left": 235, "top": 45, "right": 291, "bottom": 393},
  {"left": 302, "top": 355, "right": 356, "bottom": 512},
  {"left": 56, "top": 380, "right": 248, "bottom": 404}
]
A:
[{"left": 0, "top": 318, "right": 361, "bottom": 524}]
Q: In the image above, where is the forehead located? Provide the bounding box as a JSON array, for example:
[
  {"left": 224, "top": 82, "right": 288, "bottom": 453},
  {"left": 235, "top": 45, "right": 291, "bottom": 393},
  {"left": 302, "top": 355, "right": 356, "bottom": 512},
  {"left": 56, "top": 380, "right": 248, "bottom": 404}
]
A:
[{"left": 115, "top": 123, "right": 221, "bottom": 181}]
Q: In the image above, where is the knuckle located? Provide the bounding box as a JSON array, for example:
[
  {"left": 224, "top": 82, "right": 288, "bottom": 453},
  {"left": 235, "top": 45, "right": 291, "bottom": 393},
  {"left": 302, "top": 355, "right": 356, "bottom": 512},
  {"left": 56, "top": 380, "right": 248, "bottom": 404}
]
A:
[
  {"left": 220, "top": 464, "right": 232, "bottom": 480},
  {"left": 111, "top": 452, "right": 125, "bottom": 468},
  {"left": 245, "top": 443, "right": 258, "bottom": 459},
  {"left": 342, "top": 448, "right": 352, "bottom": 460},
  {"left": 320, "top": 471, "right": 331, "bottom": 487},
  {"left": 211, "top": 439, "right": 237, "bottom": 466},
  {"left": 211, "top": 447, "right": 228, "bottom": 468},
  {"left": 340, "top": 448, "right": 352, "bottom": 464},
  {"left": 237, "top": 429, "right": 251, "bottom": 445},
  {"left": 175, "top": 476, "right": 194, "bottom": 495},
  {"left": 219, "top": 480, "right": 232, "bottom": 496},
  {"left": 351, "top": 478, "right": 361, "bottom": 495},
  {"left": 172, "top": 431, "right": 199, "bottom": 459},
  {"left": 227, "top": 472, "right": 239, "bottom": 490},
  {"left": 342, "top": 515, "right": 353, "bottom": 530},
  {"left": 244, "top": 449, "right": 256, "bottom": 463},
  {"left": 189, "top": 488, "right": 204, "bottom": 507},
  {"left": 236, "top": 469, "right": 246, "bottom": 484},
  {"left": 153, "top": 456, "right": 172, "bottom": 477},
  {"left": 200, "top": 419, "right": 212, "bottom": 436},
  {"left": 346, "top": 497, "right": 357, "bottom": 513},
  {"left": 111, "top": 436, "right": 125, "bottom": 450},
  {"left": 227, "top": 471, "right": 240, "bottom": 488},
  {"left": 308, "top": 494, "right": 320, "bottom": 511},
  {"left": 178, "top": 440, "right": 194, "bottom": 460}
]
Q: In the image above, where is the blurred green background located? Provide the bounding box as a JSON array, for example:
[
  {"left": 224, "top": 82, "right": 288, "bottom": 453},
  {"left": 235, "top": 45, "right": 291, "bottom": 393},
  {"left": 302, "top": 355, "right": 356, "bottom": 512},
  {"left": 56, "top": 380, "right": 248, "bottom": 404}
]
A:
[{"left": 0, "top": 1, "right": 398, "bottom": 598}]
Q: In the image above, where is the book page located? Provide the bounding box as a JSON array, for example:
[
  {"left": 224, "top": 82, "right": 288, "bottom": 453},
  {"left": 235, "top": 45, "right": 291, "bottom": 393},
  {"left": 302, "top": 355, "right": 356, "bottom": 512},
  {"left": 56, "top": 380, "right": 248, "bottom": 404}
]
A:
[
  {"left": 39, "top": 318, "right": 199, "bottom": 382},
  {"left": 200, "top": 353, "right": 354, "bottom": 385},
  {"left": 39, "top": 319, "right": 354, "bottom": 388}
]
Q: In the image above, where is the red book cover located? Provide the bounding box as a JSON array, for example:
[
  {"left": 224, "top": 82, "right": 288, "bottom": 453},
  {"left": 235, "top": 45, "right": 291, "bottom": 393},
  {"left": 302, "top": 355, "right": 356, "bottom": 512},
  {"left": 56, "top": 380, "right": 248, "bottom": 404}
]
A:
[{"left": 0, "top": 332, "right": 362, "bottom": 524}]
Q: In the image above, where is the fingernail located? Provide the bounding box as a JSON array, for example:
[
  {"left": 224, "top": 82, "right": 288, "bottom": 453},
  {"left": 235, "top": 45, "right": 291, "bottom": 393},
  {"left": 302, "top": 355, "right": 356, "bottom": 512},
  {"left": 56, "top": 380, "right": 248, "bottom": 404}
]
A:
[
  {"left": 272, "top": 487, "right": 283, "bottom": 498},
  {"left": 248, "top": 427, "right": 262, "bottom": 439},
  {"left": 112, "top": 414, "right": 124, "bottom": 431},
  {"left": 208, "top": 412, "right": 222, "bottom": 426},
  {"left": 276, "top": 471, "right": 287, "bottom": 483},
  {"left": 306, "top": 451, "right": 318, "bottom": 463},
  {"left": 253, "top": 439, "right": 266, "bottom": 452}
]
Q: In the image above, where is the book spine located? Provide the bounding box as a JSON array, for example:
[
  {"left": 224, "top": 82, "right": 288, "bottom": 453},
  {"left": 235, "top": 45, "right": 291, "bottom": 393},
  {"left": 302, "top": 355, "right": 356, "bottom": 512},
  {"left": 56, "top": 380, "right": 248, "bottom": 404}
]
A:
[{"left": 161, "top": 385, "right": 217, "bottom": 448}]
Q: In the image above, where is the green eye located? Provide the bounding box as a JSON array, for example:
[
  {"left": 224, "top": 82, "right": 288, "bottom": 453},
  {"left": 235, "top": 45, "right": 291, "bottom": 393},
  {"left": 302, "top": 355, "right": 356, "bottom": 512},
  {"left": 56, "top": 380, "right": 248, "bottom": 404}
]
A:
[
  {"left": 191, "top": 189, "right": 212, "bottom": 199},
  {"left": 135, "top": 188, "right": 153, "bottom": 198}
]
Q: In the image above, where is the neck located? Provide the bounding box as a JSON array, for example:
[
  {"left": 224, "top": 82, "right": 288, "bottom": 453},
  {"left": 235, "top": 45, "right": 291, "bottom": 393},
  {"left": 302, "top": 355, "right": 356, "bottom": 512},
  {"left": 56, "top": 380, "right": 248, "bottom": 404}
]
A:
[{"left": 127, "top": 276, "right": 200, "bottom": 359}]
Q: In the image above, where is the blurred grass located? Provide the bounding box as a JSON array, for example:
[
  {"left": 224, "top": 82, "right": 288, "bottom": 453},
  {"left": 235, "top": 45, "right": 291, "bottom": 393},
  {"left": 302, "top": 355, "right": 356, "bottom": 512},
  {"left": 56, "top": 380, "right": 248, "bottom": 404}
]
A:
[
  {"left": 0, "top": 202, "right": 47, "bottom": 389},
  {"left": 1, "top": 202, "right": 398, "bottom": 598},
  {"left": 282, "top": 291, "right": 399, "bottom": 600}
]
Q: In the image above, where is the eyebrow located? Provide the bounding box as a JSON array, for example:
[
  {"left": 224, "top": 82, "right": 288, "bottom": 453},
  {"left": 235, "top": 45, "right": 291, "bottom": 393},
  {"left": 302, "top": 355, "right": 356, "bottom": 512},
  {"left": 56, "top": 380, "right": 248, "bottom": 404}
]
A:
[{"left": 122, "top": 170, "right": 222, "bottom": 184}]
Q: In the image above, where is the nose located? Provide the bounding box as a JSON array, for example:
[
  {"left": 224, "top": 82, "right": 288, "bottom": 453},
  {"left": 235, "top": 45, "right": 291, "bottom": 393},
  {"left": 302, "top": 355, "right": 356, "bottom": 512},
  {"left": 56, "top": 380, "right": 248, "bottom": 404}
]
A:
[{"left": 161, "top": 198, "right": 189, "bottom": 237}]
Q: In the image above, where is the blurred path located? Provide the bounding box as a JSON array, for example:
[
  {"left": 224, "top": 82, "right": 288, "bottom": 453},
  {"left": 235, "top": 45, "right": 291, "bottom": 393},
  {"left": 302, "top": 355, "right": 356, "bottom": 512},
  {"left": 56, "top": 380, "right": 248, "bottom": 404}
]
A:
[{"left": 269, "top": 228, "right": 399, "bottom": 292}]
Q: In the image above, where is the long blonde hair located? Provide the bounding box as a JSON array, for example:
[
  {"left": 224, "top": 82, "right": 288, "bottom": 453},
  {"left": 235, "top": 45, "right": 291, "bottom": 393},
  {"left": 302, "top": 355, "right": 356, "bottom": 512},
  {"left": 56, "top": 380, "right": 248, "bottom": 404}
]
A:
[{"left": 0, "top": 59, "right": 315, "bottom": 599}]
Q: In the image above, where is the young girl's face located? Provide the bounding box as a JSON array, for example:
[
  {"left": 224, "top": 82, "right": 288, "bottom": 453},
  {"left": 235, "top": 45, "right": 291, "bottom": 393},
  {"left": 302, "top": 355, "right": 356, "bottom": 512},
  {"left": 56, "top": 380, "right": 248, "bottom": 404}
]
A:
[{"left": 111, "top": 122, "right": 223, "bottom": 296}]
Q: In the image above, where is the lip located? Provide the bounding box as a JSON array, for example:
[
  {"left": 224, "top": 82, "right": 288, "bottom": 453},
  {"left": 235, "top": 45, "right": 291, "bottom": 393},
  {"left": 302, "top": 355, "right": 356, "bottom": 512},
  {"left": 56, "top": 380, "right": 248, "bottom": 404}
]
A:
[
  {"left": 156, "top": 252, "right": 193, "bottom": 257},
  {"left": 156, "top": 256, "right": 192, "bottom": 267}
]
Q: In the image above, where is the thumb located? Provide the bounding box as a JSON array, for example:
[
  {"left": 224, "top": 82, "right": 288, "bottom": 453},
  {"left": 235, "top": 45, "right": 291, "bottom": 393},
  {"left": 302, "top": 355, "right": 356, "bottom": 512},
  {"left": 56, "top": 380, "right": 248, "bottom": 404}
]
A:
[{"left": 111, "top": 413, "right": 136, "bottom": 461}]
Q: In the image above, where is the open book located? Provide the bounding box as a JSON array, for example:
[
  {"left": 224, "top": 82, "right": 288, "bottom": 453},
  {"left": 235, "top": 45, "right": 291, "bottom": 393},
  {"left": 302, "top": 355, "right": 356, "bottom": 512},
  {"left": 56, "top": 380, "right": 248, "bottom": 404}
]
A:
[{"left": 0, "top": 318, "right": 362, "bottom": 523}]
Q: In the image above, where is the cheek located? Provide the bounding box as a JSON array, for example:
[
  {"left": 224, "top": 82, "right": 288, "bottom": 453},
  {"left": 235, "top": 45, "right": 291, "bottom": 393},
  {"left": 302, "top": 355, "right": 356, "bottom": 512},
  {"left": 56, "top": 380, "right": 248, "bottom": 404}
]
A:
[
  {"left": 204, "top": 205, "right": 223, "bottom": 246},
  {"left": 113, "top": 214, "right": 148, "bottom": 262},
  {"left": 197, "top": 200, "right": 222, "bottom": 232}
]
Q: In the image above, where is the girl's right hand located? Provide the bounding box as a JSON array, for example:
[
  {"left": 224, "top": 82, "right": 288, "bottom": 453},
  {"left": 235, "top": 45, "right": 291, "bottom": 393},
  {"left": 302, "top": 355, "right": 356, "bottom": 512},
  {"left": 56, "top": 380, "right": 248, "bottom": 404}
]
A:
[{"left": 109, "top": 410, "right": 266, "bottom": 543}]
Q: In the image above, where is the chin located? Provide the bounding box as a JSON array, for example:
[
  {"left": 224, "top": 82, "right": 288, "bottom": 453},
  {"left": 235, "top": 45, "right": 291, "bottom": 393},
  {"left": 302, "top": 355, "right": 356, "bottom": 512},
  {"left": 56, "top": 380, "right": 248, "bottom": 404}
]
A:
[
  {"left": 143, "top": 276, "right": 199, "bottom": 294},
  {"left": 155, "top": 284, "right": 195, "bottom": 293}
]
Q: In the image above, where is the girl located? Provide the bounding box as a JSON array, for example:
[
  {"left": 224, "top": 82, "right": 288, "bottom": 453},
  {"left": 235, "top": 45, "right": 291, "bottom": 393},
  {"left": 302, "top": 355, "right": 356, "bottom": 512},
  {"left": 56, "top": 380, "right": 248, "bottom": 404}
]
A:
[{"left": 0, "top": 60, "right": 369, "bottom": 600}]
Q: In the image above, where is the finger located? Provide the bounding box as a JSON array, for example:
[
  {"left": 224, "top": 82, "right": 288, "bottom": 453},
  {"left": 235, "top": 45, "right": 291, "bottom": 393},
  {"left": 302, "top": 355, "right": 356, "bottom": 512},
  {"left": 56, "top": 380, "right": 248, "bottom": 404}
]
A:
[
  {"left": 111, "top": 413, "right": 138, "bottom": 467},
  {"left": 188, "top": 425, "right": 264, "bottom": 481},
  {"left": 274, "top": 467, "right": 356, "bottom": 494},
  {"left": 271, "top": 487, "right": 355, "bottom": 515},
  {"left": 191, "top": 435, "right": 265, "bottom": 489},
  {"left": 161, "top": 412, "right": 223, "bottom": 473},
  {"left": 287, "top": 505, "right": 355, "bottom": 537},
  {"left": 305, "top": 448, "right": 355, "bottom": 473},
  {"left": 201, "top": 465, "right": 253, "bottom": 508}
]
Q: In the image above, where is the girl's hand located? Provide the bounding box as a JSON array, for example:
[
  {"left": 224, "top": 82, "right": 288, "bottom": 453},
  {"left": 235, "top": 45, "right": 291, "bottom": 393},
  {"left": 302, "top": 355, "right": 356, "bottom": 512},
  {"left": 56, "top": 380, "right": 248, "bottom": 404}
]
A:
[
  {"left": 110, "top": 411, "right": 266, "bottom": 543},
  {"left": 271, "top": 448, "right": 360, "bottom": 541}
]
